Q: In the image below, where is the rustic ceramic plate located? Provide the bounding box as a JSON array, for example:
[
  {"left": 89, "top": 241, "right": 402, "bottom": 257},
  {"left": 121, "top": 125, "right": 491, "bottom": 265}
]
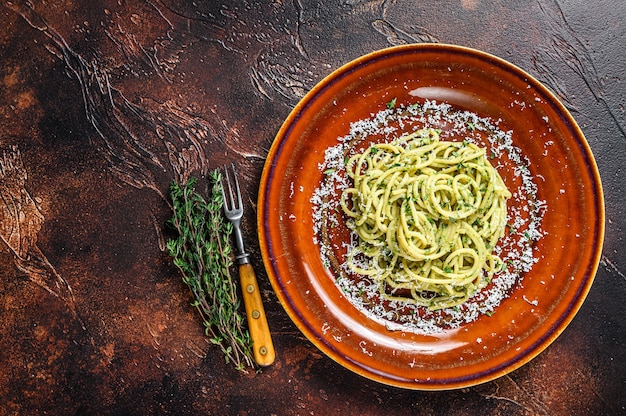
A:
[{"left": 258, "top": 44, "right": 604, "bottom": 390}]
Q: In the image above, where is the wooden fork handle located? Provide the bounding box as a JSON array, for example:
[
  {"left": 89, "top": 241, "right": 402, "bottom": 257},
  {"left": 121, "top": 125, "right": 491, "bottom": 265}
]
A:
[{"left": 239, "top": 263, "right": 275, "bottom": 367}]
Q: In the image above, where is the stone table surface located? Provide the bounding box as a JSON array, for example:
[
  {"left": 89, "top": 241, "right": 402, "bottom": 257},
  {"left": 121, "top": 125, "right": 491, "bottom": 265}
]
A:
[{"left": 0, "top": 1, "right": 624, "bottom": 415}]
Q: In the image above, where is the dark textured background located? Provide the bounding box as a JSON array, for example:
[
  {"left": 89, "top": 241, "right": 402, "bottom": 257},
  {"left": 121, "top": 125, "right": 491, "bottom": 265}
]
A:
[{"left": 0, "top": 1, "right": 624, "bottom": 414}]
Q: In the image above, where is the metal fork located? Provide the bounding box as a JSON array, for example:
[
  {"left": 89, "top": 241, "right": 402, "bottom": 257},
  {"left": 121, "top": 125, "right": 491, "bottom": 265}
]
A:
[{"left": 221, "top": 163, "right": 275, "bottom": 367}]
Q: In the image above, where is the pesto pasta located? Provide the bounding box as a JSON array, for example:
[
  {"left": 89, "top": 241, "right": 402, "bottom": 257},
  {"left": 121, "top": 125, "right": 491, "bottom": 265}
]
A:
[{"left": 340, "top": 128, "right": 511, "bottom": 310}]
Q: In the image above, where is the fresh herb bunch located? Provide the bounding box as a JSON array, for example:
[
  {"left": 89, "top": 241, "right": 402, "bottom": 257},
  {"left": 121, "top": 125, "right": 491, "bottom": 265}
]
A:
[{"left": 166, "top": 171, "right": 254, "bottom": 371}]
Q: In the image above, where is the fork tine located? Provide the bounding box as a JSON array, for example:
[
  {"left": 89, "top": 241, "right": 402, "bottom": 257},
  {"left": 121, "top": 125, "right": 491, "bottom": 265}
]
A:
[
  {"left": 222, "top": 164, "right": 235, "bottom": 211},
  {"left": 231, "top": 163, "right": 243, "bottom": 210}
]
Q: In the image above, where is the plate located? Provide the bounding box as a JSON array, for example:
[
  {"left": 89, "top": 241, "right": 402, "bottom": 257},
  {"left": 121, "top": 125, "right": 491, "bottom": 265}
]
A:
[{"left": 258, "top": 44, "right": 604, "bottom": 390}]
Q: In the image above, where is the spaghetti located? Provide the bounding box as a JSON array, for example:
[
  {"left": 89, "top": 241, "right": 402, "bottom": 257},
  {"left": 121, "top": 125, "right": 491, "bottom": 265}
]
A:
[{"left": 340, "top": 128, "right": 511, "bottom": 310}]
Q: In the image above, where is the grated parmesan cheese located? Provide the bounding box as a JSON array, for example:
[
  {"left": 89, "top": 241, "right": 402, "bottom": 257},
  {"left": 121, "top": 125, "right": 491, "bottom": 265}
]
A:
[{"left": 310, "top": 100, "right": 546, "bottom": 335}]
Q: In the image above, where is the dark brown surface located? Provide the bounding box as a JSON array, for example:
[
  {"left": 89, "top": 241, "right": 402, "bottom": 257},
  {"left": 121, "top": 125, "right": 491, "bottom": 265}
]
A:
[{"left": 0, "top": 1, "right": 623, "bottom": 415}]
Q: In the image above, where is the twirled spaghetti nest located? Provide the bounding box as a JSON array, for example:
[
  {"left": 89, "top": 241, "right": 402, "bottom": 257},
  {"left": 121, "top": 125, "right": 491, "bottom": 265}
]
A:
[{"left": 340, "top": 128, "right": 511, "bottom": 310}]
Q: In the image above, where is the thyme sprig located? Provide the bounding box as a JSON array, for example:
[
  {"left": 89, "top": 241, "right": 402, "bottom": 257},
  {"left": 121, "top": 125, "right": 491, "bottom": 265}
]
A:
[{"left": 166, "top": 172, "right": 254, "bottom": 371}]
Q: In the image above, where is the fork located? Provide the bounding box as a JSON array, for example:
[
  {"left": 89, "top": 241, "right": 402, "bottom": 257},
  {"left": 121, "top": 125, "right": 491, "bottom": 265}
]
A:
[{"left": 220, "top": 163, "right": 275, "bottom": 367}]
